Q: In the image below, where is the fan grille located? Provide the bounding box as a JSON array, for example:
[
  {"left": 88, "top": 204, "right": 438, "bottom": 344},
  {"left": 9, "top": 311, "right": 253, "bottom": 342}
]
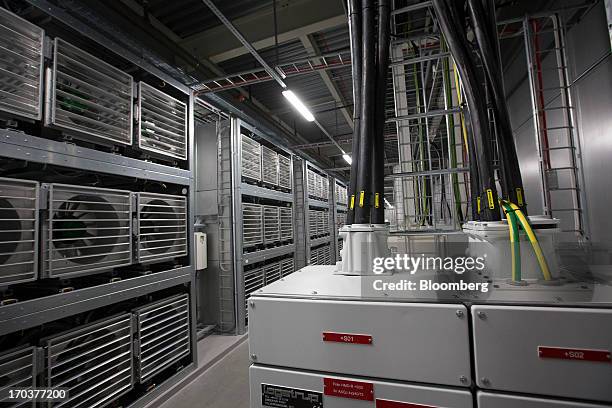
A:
[
  {"left": 244, "top": 267, "right": 264, "bottom": 320},
  {"left": 0, "top": 177, "right": 38, "bottom": 285},
  {"left": 261, "top": 146, "right": 279, "bottom": 185},
  {"left": 0, "top": 347, "right": 36, "bottom": 408},
  {"left": 242, "top": 203, "right": 263, "bottom": 248},
  {"left": 279, "top": 207, "right": 293, "bottom": 242},
  {"left": 134, "top": 294, "right": 191, "bottom": 382},
  {"left": 0, "top": 7, "right": 44, "bottom": 120},
  {"left": 264, "top": 262, "right": 281, "bottom": 285},
  {"left": 137, "top": 193, "right": 187, "bottom": 263},
  {"left": 280, "top": 258, "right": 294, "bottom": 277},
  {"left": 49, "top": 38, "right": 133, "bottom": 145},
  {"left": 263, "top": 205, "right": 280, "bottom": 243},
  {"left": 138, "top": 82, "right": 187, "bottom": 160},
  {"left": 278, "top": 154, "right": 292, "bottom": 190},
  {"left": 241, "top": 134, "right": 261, "bottom": 181},
  {"left": 44, "top": 314, "right": 133, "bottom": 408}
]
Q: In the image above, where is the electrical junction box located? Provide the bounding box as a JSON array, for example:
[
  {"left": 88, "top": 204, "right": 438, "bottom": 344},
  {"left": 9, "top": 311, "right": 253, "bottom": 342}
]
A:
[
  {"left": 478, "top": 392, "right": 612, "bottom": 408},
  {"left": 249, "top": 276, "right": 472, "bottom": 387},
  {"left": 250, "top": 364, "right": 474, "bottom": 408},
  {"left": 194, "top": 232, "right": 207, "bottom": 270},
  {"left": 472, "top": 305, "right": 612, "bottom": 402}
]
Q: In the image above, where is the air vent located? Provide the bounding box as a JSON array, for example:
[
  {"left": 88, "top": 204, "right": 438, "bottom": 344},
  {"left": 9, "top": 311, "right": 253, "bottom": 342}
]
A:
[
  {"left": 263, "top": 206, "right": 280, "bottom": 244},
  {"left": 278, "top": 154, "right": 292, "bottom": 190},
  {"left": 308, "top": 209, "right": 318, "bottom": 238},
  {"left": 261, "top": 146, "right": 279, "bottom": 186},
  {"left": 138, "top": 82, "right": 187, "bottom": 160},
  {"left": 264, "top": 262, "right": 281, "bottom": 285},
  {"left": 0, "top": 346, "right": 36, "bottom": 408},
  {"left": 309, "top": 247, "right": 317, "bottom": 264},
  {"left": 279, "top": 207, "right": 293, "bottom": 242},
  {"left": 137, "top": 193, "right": 187, "bottom": 264},
  {"left": 242, "top": 203, "right": 263, "bottom": 248},
  {"left": 134, "top": 294, "right": 191, "bottom": 382},
  {"left": 319, "top": 210, "right": 329, "bottom": 236},
  {"left": 44, "top": 314, "right": 133, "bottom": 408},
  {"left": 45, "top": 184, "right": 132, "bottom": 278},
  {"left": 280, "top": 258, "right": 294, "bottom": 277},
  {"left": 241, "top": 135, "right": 261, "bottom": 182},
  {"left": 244, "top": 267, "right": 264, "bottom": 320},
  {"left": 47, "top": 38, "right": 133, "bottom": 145},
  {"left": 0, "top": 7, "right": 44, "bottom": 120},
  {"left": 0, "top": 177, "right": 38, "bottom": 285},
  {"left": 307, "top": 169, "right": 316, "bottom": 197}
]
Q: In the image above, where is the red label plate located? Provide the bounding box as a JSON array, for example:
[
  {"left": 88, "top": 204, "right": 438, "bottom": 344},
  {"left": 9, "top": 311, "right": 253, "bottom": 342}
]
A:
[
  {"left": 538, "top": 346, "right": 611, "bottom": 363},
  {"left": 323, "top": 378, "right": 374, "bottom": 401},
  {"left": 377, "top": 399, "right": 437, "bottom": 408},
  {"left": 322, "top": 332, "right": 373, "bottom": 345}
]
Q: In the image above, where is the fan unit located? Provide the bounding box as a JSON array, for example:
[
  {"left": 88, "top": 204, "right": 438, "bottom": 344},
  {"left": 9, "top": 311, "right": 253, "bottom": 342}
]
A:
[
  {"left": 0, "top": 346, "right": 36, "bottom": 408},
  {"left": 310, "top": 247, "right": 318, "bottom": 265},
  {"left": 263, "top": 205, "right": 280, "bottom": 244},
  {"left": 43, "top": 314, "right": 133, "bottom": 408},
  {"left": 0, "top": 7, "right": 44, "bottom": 120},
  {"left": 241, "top": 134, "right": 261, "bottom": 182},
  {"left": 318, "top": 210, "right": 329, "bottom": 236},
  {"left": 46, "top": 38, "right": 133, "bottom": 145},
  {"left": 133, "top": 294, "right": 191, "bottom": 382},
  {"left": 137, "top": 192, "right": 187, "bottom": 264},
  {"left": 307, "top": 169, "right": 316, "bottom": 197},
  {"left": 44, "top": 184, "right": 132, "bottom": 278},
  {"left": 308, "top": 209, "right": 317, "bottom": 238},
  {"left": 264, "top": 261, "right": 281, "bottom": 285},
  {"left": 280, "top": 258, "right": 294, "bottom": 277},
  {"left": 279, "top": 207, "right": 293, "bottom": 242},
  {"left": 0, "top": 177, "right": 38, "bottom": 286},
  {"left": 138, "top": 82, "right": 187, "bottom": 160},
  {"left": 242, "top": 203, "right": 263, "bottom": 248},
  {"left": 278, "top": 154, "right": 292, "bottom": 190},
  {"left": 321, "top": 177, "right": 329, "bottom": 200},
  {"left": 244, "top": 267, "right": 264, "bottom": 320},
  {"left": 261, "top": 146, "right": 279, "bottom": 186}
]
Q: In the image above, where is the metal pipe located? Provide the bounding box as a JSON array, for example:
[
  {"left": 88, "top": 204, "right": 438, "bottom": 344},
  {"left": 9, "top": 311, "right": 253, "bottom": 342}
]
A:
[{"left": 347, "top": 0, "right": 362, "bottom": 224}]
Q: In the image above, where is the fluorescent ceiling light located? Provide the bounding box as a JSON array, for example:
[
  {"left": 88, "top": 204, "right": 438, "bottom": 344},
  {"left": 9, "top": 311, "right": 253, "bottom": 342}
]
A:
[
  {"left": 282, "top": 90, "right": 315, "bottom": 122},
  {"left": 384, "top": 198, "right": 394, "bottom": 209},
  {"left": 342, "top": 154, "right": 352, "bottom": 164}
]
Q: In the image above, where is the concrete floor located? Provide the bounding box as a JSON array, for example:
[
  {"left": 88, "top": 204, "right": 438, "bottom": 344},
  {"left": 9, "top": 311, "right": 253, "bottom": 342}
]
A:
[{"left": 158, "top": 337, "right": 251, "bottom": 408}]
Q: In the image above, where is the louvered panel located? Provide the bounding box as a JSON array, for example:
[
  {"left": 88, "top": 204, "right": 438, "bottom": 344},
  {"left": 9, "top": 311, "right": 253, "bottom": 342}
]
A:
[
  {"left": 315, "top": 173, "right": 322, "bottom": 199},
  {"left": 244, "top": 267, "right": 264, "bottom": 319},
  {"left": 48, "top": 38, "right": 133, "bottom": 145},
  {"left": 280, "top": 258, "right": 294, "bottom": 277},
  {"left": 321, "top": 177, "right": 329, "bottom": 200},
  {"left": 0, "top": 7, "right": 44, "bottom": 120},
  {"left": 137, "top": 193, "right": 187, "bottom": 263},
  {"left": 322, "top": 210, "right": 329, "bottom": 235},
  {"left": 278, "top": 154, "right": 292, "bottom": 190},
  {"left": 264, "top": 261, "right": 281, "bottom": 285},
  {"left": 241, "top": 135, "right": 261, "bottom": 181},
  {"left": 134, "top": 294, "right": 191, "bottom": 382},
  {"left": 323, "top": 245, "right": 331, "bottom": 264},
  {"left": 279, "top": 207, "right": 293, "bottom": 241},
  {"left": 138, "top": 82, "right": 187, "bottom": 160},
  {"left": 0, "top": 177, "right": 38, "bottom": 285},
  {"left": 307, "top": 169, "right": 316, "bottom": 197},
  {"left": 337, "top": 211, "right": 346, "bottom": 229},
  {"left": 263, "top": 206, "right": 280, "bottom": 243},
  {"left": 45, "top": 314, "right": 133, "bottom": 408},
  {"left": 261, "top": 146, "right": 279, "bottom": 186},
  {"left": 338, "top": 238, "right": 343, "bottom": 258},
  {"left": 308, "top": 209, "right": 318, "bottom": 238},
  {"left": 242, "top": 203, "right": 263, "bottom": 248},
  {"left": 45, "top": 184, "right": 132, "bottom": 278},
  {"left": 0, "top": 347, "right": 36, "bottom": 408},
  {"left": 310, "top": 247, "right": 318, "bottom": 265}
]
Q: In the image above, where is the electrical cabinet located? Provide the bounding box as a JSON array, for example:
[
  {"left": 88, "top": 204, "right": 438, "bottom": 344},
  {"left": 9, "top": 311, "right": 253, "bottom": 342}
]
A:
[{"left": 478, "top": 392, "right": 612, "bottom": 408}]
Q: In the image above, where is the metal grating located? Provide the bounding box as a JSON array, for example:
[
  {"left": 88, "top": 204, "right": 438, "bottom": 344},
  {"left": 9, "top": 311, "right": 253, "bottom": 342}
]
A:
[
  {"left": 44, "top": 314, "right": 133, "bottom": 408},
  {"left": 308, "top": 209, "right": 318, "bottom": 238},
  {"left": 279, "top": 207, "right": 293, "bottom": 241},
  {"left": 0, "top": 7, "right": 44, "bottom": 120},
  {"left": 45, "top": 184, "right": 132, "bottom": 278},
  {"left": 263, "top": 205, "right": 280, "bottom": 243},
  {"left": 48, "top": 38, "right": 133, "bottom": 145},
  {"left": 264, "top": 261, "right": 281, "bottom": 285},
  {"left": 137, "top": 192, "right": 187, "bottom": 264},
  {"left": 278, "top": 154, "right": 292, "bottom": 190},
  {"left": 309, "top": 247, "right": 318, "bottom": 264},
  {"left": 261, "top": 146, "right": 279, "bottom": 186},
  {"left": 318, "top": 210, "right": 329, "bottom": 236},
  {"left": 244, "top": 267, "right": 264, "bottom": 320},
  {"left": 242, "top": 203, "right": 263, "bottom": 248},
  {"left": 280, "top": 258, "right": 294, "bottom": 277},
  {"left": 307, "top": 169, "right": 316, "bottom": 197},
  {"left": 336, "top": 184, "right": 347, "bottom": 205},
  {"left": 0, "top": 346, "right": 36, "bottom": 408},
  {"left": 241, "top": 134, "right": 261, "bottom": 181},
  {"left": 0, "top": 177, "right": 38, "bottom": 285},
  {"left": 134, "top": 294, "right": 191, "bottom": 382},
  {"left": 138, "top": 82, "right": 187, "bottom": 160}
]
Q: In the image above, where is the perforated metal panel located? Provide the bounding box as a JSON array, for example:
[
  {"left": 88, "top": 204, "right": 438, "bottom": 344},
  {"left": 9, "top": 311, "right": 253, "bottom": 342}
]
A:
[
  {"left": 242, "top": 203, "right": 263, "bottom": 248},
  {"left": 138, "top": 82, "right": 187, "bottom": 160},
  {"left": 245, "top": 267, "right": 264, "bottom": 320},
  {"left": 137, "top": 192, "right": 187, "bottom": 264},
  {"left": 0, "top": 7, "right": 44, "bottom": 120},
  {"left": 263, "top": 205, "right": 280, "bottom": 243},
  {"left": 264, "top": 262, "right": 281, "bottom": 285},
  {"left": 261, "top": 146, "right": 279, "bottom": 185},
  {"left": 280, "top": 258, "right": 294, "bottom": 277},
  {"left": 241, "top": 134, "right": 261, "bottom": 181},
  {"left": 48, "top": 38, "right": 133, "bottom": 145},
  {"left": 44, "top": 314, "right": 133, "bottom": 408},
  {"left": 279, "top": 207, "right": 293, "bottom": 241},
  {"left": 45, "top": 184, "right": 132, "bottom": 278},
  {"left": 278, "top": 154, "right": 292, "bottom": 190},
  {"left": 0, "top": 177, "right": 38, "bottom": 285},
  {"left": 134, "top": 294, "right": 191, "bottom": 382},
  {"left": 0, "top": 347, "right": 36, "bottom": 408}
]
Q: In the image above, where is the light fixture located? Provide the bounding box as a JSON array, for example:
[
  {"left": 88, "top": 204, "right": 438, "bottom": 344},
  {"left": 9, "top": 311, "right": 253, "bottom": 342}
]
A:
[
  {"left": 282, "top": 90, "right": 315, "bottom": 122},
  {"left": 384, "top": 198, "right": 393, "bottom": 209},
  {"left": 342, "top": 154, "right": 352, "bottom": 165}
]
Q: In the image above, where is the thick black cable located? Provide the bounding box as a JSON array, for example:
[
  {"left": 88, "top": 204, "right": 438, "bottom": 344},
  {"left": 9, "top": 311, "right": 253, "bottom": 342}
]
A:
[{"left": 347, "top": 0, "right": 362, "bottom": 225}]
